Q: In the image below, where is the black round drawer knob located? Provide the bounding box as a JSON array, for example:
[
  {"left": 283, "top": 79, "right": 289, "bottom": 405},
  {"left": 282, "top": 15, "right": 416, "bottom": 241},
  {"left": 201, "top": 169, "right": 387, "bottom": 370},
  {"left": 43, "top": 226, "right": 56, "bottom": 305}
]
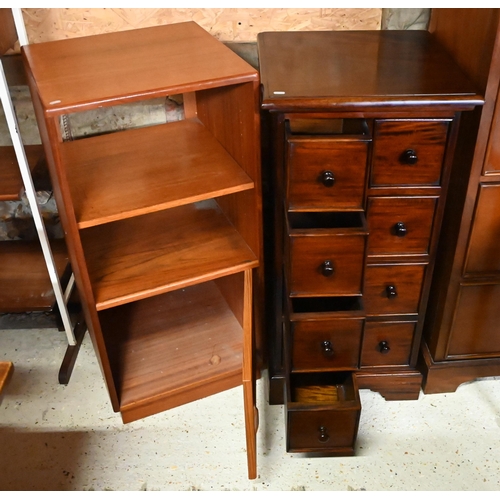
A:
[
  {"left": 321, "top": 340, "right": 334, "bottom": 356},
  {"left": 378, "top": 341, "right": 391, "bottom": 354},
  {"left": 318, "top": 426, "right": 330, "bottom": 443},
  {"left": 386, "top": 285, "right": 398, "bottom": 299},
  {"left": 321, "top": 260, "right": 335, "bottom": 277},
  {"left": 321, "top": 170, "right": 335, "bottom": 187},
  {"left": 394, "top": 221, "right": 407, "bottom": 237},
  {"left": 400, "top": 149, "right": 418, "bottom": 165}
]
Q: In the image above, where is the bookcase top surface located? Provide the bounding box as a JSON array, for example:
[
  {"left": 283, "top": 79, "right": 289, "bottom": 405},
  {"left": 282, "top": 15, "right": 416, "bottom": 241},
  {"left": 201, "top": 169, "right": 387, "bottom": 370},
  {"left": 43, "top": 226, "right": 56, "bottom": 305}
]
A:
[
  {"left": 258, "top": 29, "right": 483, "bottom": 110},
  {"left": 22, "top": 21, "right": 258, "bottom": 115}
]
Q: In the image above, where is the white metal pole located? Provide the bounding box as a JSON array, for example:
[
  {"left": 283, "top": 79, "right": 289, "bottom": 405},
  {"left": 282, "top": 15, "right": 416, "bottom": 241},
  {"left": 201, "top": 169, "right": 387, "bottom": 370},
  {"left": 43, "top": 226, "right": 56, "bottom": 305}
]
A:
[{"left": 0, "top": 59, "right": 76, "bottom": 345}]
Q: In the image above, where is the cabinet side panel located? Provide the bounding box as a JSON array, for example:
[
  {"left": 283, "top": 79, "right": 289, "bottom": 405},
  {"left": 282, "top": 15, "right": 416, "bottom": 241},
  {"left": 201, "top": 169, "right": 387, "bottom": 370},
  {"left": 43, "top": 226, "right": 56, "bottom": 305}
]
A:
[
  {"left": 23, "top": 65, "right": 120, "bottom": 411},
  {"left": 196, "top": 81, "right": 264, "bottom": 365}
]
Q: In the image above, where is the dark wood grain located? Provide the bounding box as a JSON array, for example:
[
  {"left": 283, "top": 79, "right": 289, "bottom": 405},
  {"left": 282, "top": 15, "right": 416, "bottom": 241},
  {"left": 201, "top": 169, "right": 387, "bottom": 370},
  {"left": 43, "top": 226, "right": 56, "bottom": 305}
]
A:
[
  {"left": 371, "top": 119, "right": 449, "bottom": 187},
  {"left": 291, "top": 318, "right": 363, "bottom": 371},
  {"left": 366, "top": 196, "right": 437, "bottom": 257},
  {"left": 289, "top": 232, "right": 366, "bottom": 296},
  {"left": 258, "top": 30, "right": 482, "bottom": 111},
  {"left": 364, "top": 263, "right": 426, "bottom": 315},
  {"left": 286, "top": 137, "right": 369, "bottom": 211},
  {"left": 360, "top": 321, "right": 416, "bottom": 368}
]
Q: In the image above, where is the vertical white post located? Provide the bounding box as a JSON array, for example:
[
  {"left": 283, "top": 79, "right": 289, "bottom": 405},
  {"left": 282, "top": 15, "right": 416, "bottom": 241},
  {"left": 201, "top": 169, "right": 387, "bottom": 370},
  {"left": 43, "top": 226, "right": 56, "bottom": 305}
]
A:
[{"left": 1, "top": 9, "right": 76, "bottom": 345}]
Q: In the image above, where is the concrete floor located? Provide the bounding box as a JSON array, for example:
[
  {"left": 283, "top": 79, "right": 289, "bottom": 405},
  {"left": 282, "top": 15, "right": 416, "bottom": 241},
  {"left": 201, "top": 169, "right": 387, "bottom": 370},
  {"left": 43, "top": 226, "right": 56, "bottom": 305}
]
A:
[{"left": 1, "top": 326, "right": 500, "bottom": 491}]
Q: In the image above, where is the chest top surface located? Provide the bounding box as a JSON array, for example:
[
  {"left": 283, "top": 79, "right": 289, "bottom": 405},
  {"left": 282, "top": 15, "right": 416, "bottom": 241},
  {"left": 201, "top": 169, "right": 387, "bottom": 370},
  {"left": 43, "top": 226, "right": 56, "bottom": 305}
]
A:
[
  {"left": 257, "top": 30, "right": 482, "bottom": 111},
  {"left": 22, "top": 21, "right": 258, "bottom": 115}
]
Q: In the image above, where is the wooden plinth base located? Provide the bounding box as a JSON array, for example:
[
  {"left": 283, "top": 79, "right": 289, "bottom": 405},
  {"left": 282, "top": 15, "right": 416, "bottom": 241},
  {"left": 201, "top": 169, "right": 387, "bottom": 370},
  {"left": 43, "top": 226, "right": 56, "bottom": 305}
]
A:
[{"left": 419, "top": 342, "right": 500, "bottom": 394}]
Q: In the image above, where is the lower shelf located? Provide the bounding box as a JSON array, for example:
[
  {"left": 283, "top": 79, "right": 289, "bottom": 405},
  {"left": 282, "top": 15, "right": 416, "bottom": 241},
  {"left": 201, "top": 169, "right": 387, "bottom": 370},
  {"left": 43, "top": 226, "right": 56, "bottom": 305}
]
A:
[{"left": 98, "top": 277, "right": 246, "bottom": 423}]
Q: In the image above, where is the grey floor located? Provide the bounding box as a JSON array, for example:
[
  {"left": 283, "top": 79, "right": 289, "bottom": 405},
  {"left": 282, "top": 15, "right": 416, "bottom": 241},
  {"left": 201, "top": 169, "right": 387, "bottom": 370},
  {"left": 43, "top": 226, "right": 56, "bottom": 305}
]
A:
[{"left": 1, "top": 325, "right": 500, "bottom": 491}]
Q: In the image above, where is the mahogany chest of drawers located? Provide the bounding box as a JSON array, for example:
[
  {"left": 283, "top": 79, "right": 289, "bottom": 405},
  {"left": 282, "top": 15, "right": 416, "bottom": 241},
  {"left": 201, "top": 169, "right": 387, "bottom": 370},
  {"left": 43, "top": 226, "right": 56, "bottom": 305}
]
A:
[{"left": 257, "top": 30, "right": 482, "bottom": 455}]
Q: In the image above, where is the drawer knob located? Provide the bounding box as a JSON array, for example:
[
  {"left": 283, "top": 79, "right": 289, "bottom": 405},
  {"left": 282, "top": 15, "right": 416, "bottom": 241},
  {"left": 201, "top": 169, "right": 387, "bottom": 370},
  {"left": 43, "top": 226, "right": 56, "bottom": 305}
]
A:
[
  {"left": 386, "top": 285, "right": 398, "bottom": 299},
  {"left": 321, "top": 340, "right": 334, "bottom": 356},
  {"left": 378, "top": 341, "right": 391, "bottom": 354},
  {"left": 321, "top": 170, "right": 336, "bottom": 187},
  {"left": 318, "top": 426, "right": 330, "bottom": 443},
  {"left": 400, "top": 149, "right": 418, "bottom": 165},
  {"left": 321, "top": 260, "right": 335, "bottom": 277},
  {"left": 393, "top": 221, "right": 407, "bottom": 237}
]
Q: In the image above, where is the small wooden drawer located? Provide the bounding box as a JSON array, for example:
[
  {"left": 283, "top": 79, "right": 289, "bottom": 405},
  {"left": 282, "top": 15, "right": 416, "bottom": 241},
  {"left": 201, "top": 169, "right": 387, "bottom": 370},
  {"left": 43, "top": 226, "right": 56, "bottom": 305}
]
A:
[
  {"left": 371, "top": 119, "right": 449, "bottom": 187},
  {"left": 286, "top": 372, "right": 361, "bottom": 454},
  {"left": 286, "top": 137, "right": 369, "bottom": 211},
  {"left": 289, "top": 232, "right": 366, "bottom": 296},
  {"left": 364, "top": 263, "right": 426, "bottom": 315},
  {"left": 366, "top": 196, "right": 437, "bottom": 257},
  {"left": 360, "top": 320, "right": 416, "bottom": 367},
  {"left": 291, "top": 318, "right": 363, "bottom": 371}
]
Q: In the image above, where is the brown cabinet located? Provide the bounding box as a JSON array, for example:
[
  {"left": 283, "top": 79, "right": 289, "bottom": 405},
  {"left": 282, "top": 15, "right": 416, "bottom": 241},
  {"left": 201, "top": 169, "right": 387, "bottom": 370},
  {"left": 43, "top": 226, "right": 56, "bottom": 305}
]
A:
[
  {"left": 420, "top": 9, "right": 500, "bottom": 394},
  {"left": 23, "top": 22, "right": 262, "bottom": 479},
  {"left": 258, "top": 29, "right": 482, "bottom": 454}
]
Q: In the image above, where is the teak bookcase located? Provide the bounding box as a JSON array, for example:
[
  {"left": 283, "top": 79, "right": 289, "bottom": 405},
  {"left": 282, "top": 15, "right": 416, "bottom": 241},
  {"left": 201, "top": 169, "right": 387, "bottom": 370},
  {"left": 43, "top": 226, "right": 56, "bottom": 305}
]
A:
[{"left": 22, "top": 21, "right": 262, "bottom": 479}]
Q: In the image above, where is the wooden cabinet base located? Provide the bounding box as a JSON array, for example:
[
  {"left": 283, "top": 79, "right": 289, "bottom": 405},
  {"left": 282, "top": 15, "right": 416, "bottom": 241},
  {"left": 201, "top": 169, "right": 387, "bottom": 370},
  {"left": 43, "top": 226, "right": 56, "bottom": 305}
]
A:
[
  {"left": 419, "top": 342, "right": 500, "bottom": 395},
  {"left": 355, "top": 368, "right": 422, "bottom": 401}
]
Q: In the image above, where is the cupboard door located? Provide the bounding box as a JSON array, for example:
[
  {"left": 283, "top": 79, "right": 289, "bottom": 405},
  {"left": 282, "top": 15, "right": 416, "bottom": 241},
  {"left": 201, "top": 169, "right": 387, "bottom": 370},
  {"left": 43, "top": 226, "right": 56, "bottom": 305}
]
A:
[
  {"left": 447, "top": 283, "right": 500, "bottom": 357},
  {"left": 464, "top": 183, "right": 500, "bottom": 274}
]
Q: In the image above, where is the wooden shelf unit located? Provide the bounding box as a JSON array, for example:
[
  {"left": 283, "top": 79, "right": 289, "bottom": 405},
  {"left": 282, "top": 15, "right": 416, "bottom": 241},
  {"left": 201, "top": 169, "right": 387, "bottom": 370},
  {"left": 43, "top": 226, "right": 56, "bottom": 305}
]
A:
[{"left": 22, "top": 21, "right": 262, "bottom": 479}]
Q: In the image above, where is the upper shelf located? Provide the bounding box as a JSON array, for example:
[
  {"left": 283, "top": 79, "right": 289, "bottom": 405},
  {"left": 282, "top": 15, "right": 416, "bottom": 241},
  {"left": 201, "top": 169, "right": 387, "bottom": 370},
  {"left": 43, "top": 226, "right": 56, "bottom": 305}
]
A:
[
  {"left": 22, "top": 21, "right": 259, "bottom": 116},
  {"left": 61, "top": 118, "right": 254, "bottom": 229}
]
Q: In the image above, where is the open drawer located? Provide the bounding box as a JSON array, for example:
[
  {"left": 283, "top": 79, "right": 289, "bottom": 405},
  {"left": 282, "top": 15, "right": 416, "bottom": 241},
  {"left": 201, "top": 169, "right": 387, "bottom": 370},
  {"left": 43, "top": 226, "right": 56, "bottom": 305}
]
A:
[{"left": 286, "top": 372, "right": 361, "bottom": 455}]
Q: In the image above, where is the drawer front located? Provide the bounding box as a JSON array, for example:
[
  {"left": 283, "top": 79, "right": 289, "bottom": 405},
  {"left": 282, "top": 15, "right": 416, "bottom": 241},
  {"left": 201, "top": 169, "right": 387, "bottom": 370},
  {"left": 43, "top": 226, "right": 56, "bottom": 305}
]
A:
[
  {"left": 360, "top": 321, "right": 416, "bottom": 367},
  {"left": 287, "top": 139, "right": 368, "bottom": 210},
  {"left": 287, "top": 372, "right": 361, "bottom": 454},
  {"left": 291, "top": 318, "right": 363, "bottom": 371},
  {"left": 371, "top": 119, "right": 449, "bottom": 187},
  {"left": 289, "top": 234, "right": 365, "bottom": 295},
  {"left": 364, "top": 263, "right": 426, "bottom": 315},
  {"left": 367, "top": 196, "right": 437, "bottom": 257},
  {"left": 287, "top": 408, "right": 360, "bottom": 453}
]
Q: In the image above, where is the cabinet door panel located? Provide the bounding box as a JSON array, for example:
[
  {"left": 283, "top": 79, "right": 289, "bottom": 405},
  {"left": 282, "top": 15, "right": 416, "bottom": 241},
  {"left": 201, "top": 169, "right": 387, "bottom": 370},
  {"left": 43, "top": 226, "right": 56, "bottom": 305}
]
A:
[
  {"left": 447, "top": 283, "right": 500, "bottom": 357},
  {"left": 464, "top": 183, "right": 500, "bottom": 274}
]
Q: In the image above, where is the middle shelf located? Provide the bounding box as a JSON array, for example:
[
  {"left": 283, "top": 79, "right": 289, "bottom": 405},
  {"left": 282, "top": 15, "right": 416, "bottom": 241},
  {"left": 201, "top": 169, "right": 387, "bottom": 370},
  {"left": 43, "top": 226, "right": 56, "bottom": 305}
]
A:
[{"left": 80, "top": 198, "right": 258, "bottom": 310}]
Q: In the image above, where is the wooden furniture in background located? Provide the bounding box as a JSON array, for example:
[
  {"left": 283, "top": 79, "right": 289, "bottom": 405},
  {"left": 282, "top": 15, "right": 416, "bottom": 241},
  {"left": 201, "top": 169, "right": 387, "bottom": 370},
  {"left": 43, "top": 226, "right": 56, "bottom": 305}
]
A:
[
  {"left": 22, "top": 21, "right": 262, "bottom": 479},
  {"left": 258, "top": 29, "right": 482, "bottom": 454},
  {"left": 420, "top": 9, "right": 500, "bottom": 393},
  {"left": 0, "top": 8, "right": 82, "bottom": 384},
  {"left": 0, "top": 360, "right": 14, "bottom": 405}
]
